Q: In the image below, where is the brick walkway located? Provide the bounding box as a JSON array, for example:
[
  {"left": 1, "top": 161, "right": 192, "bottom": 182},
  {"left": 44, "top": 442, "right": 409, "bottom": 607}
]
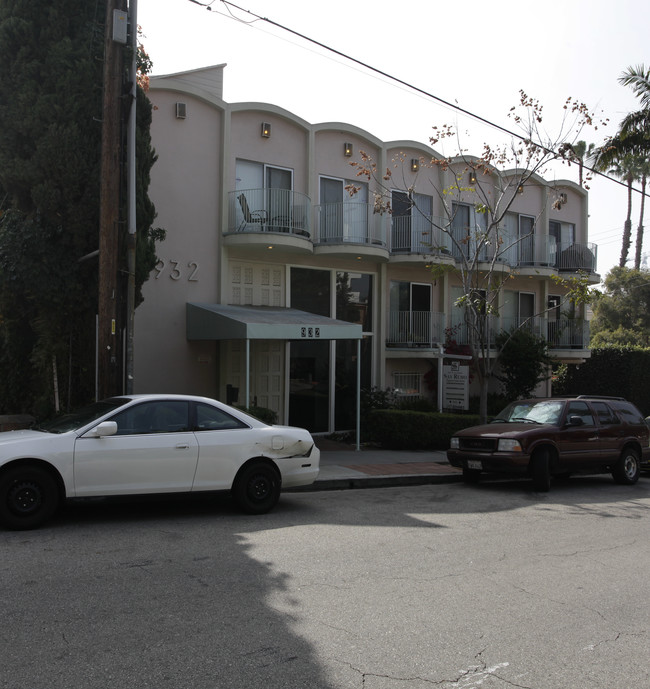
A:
[{"left": 343, "top": 462, "right": 461, "bottom": 476}]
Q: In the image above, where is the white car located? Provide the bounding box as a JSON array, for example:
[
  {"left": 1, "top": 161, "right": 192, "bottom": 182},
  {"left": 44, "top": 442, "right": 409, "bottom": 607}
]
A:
[{"left": 0, "top": 394, "right": 320, "bottom": 530}]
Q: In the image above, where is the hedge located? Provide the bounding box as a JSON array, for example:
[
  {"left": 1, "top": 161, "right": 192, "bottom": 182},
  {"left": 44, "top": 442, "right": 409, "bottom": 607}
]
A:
[
  {"left": 555, "top": 347, "right": 650, "bottom": 416},
  {"left": 366, "top": 409, "right": 483, "bottom": 450}
]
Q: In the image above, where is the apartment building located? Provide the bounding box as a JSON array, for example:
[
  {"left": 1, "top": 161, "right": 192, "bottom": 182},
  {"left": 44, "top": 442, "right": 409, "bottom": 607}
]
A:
[{"left": 134, "top": 65, "right": 598, "bottom": 433}]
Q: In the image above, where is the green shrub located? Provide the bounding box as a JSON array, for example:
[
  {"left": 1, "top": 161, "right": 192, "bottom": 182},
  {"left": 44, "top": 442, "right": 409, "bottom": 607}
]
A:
[{"left": 365, "top": 409, "right": 483, "bottom": 450}]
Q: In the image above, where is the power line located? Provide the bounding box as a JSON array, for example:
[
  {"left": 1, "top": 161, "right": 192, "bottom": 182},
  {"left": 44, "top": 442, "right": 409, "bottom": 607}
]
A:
[{"left": 187, "top": 0, "right": 649, "bottom": 201}]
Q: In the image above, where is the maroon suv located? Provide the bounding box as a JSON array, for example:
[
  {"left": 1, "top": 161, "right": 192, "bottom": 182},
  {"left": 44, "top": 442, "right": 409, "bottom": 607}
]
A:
[{"left": 447, "top": 396, "right": 650, "bottom": 491}]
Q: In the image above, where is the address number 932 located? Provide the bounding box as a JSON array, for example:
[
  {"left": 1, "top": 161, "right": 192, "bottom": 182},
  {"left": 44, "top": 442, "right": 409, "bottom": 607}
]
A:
[{"left": 155, "top": 259, "right": 199, "bottom": 281}]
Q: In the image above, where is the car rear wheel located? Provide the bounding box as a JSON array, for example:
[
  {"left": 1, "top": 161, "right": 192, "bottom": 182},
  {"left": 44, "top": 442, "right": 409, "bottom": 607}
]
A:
[
  {"left": 233, "top": 462, "right": 281, "bottom": 514},
  {"left": 531, "top": 449, "right": 551, "bottom": 492},
  {"left": 612, "top": 447, "right": 640, "bottom": 485},
  {"left": 0, "top": 466, "right": 60, "bottom": 530},
  {"left": 462, "top": 467, "right": 481, "bottom": 484}
]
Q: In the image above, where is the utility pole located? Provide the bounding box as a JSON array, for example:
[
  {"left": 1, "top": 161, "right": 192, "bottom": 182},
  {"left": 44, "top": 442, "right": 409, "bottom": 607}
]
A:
[
  {"left": 98, "top": 0, "right": 126, "bottom": 399},
  {"left": 125, "top": 0, "right": 138, "bottom": 394}
]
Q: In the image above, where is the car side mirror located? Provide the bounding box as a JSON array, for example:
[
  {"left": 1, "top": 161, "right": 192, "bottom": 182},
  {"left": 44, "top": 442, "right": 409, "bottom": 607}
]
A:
[
  {"left": 87, "top": 421, "right": 118, "bottom": 438},
  {"left": 567, "top": 415, "right": 583, "bottom": 427}
]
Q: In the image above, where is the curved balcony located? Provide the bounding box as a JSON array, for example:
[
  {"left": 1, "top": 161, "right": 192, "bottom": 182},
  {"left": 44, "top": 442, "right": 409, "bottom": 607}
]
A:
[
  {"left": 554, "top": 242, "right": 597, "bottom": 273},
  {"left": 313, "top": 202, "right": 389, "bottom": 261},
  {"left": 390, "top": 215, "right": 453, "bottom": 264},
  {"left": 225, "top": 189, "right": 313, "bottom": 253}
]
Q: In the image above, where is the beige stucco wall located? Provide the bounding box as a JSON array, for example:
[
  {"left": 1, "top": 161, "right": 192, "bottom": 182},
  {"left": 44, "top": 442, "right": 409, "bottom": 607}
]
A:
[{"left": 134, "top": 90, "right": 223, "bottom": 395}]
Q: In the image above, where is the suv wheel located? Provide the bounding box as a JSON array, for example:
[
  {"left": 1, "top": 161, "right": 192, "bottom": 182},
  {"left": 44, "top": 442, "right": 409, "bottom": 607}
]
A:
[
  {"left": 612, "top": 447, "right": 640, "bottom": 485},
  {"left": 462, "top": 467, "right": 481, "bottom": 484},
  {"left": 531, "top": 449, "right": 551, "bottom": 492}
]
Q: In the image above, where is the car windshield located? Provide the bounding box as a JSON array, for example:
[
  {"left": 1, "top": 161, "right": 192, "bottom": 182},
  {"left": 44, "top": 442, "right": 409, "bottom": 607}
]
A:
[
  {"left": 34, "top": 398, "right": 131, "bottom": 434},
  {"left": 493, "top": 400, "right": 564, "bottom": 425}
]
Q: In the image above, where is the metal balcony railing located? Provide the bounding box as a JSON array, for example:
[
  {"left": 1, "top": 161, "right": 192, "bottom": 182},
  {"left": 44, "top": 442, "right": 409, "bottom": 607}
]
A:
[
  {"left": 386, "top": 310, "right": 445, "bottom": 348},
  {"left": 390, "top": 215, "right": 452, "bottom": 255},
  {"left": 313, "top": 202, "right": 386, "bottom": 246},
  {"left": 554, "top": 242, "right": 597, "bottom": 272},
  {"left": 228, "top": 188, "right": 312, "bottom": 237}
]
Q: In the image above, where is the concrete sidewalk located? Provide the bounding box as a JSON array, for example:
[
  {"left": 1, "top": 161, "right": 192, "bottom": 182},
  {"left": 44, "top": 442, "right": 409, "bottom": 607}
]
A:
[{"left": 291, "top": 438, "right": 463, "bottom": 491}]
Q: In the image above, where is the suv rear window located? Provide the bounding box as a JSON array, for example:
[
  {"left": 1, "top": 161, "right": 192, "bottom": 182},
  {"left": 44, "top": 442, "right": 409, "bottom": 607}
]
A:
[
  {"left": 591, "top": 401, "right": 618, "bottom": 425},
  {"left": 610, "top": 401, "right": 645, "bottom": 425}
]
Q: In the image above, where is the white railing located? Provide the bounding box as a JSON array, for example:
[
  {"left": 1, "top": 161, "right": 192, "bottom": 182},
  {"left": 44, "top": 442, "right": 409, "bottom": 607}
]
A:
[
  {"left": 228, "top": 188, "right": 311, "bottom": 236},
  {"left": 313, "top": 202, "right": 386, "bottom": 245},
  {"left": 390, "top": 215, "right": 452, "bottom": 255},
  {"left": 386, "top": 310, "right": 445, "bottom": 347}
]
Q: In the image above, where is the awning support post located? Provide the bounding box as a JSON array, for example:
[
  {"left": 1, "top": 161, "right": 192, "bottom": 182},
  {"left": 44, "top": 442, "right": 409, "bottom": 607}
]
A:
[
  {"left": 356, "top": 338, "right": 361, "bottom": 451},
  {"left": 245, "top": 338, "right": 250, "bottom": 408}
]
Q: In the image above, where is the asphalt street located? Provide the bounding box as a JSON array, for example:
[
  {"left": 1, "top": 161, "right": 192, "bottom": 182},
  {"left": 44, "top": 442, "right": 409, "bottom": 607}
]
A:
[{"left": 2, "top": 475, "right": 650, "bottom": 688}]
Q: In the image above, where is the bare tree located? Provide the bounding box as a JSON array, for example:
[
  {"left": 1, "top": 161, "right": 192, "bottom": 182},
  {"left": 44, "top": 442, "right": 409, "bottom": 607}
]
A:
[{"left": 350, "top": 92, "right": 599, "bottom": 422}]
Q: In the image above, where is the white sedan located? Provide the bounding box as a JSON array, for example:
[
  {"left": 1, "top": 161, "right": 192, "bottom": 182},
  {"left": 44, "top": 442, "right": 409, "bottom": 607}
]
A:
[{"left": 0, "top": 394, "right": 320, "bottom": 529}]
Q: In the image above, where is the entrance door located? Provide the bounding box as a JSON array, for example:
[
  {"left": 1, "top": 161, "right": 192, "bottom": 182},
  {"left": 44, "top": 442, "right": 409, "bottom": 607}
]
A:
[
  {"left": 289, "top": 340, "right": 330, "bottom": 432},
  {"left": 252, "top": 340, "right": 284, "bottom": 422}
]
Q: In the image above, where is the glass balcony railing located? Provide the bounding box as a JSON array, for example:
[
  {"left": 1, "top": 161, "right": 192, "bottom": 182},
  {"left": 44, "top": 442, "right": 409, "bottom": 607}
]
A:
[{"left": 228, "top": 188, "right": 312, "bottom": 237}]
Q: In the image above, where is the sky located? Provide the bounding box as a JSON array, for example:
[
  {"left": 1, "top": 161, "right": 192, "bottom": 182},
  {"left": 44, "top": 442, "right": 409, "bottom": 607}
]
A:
[{"left": 137, "top": 0, "right": 650, "bottom": 282}]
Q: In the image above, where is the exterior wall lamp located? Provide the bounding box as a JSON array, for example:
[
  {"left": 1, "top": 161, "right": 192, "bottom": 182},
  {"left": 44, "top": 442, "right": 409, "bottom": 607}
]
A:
[
  {"left": 344, "top": 142, "right": 353, "bottom": 157},
  {"left": 411, "top": 158, "right": 419, "bottom": 172},
  {"left": 261, "top": 122, "right": 271, "bottom": 138},
  {"left": 517, "top": 184, "right": 524, "bottom": 194},
  {"left": 469, "top": 170, "right": 477, "bottom": 184}
]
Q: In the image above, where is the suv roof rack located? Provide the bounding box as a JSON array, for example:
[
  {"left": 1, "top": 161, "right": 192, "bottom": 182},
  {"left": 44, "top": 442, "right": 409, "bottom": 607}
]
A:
[{"left": 576, "top": 395, "right": 626, "bottom": 400}]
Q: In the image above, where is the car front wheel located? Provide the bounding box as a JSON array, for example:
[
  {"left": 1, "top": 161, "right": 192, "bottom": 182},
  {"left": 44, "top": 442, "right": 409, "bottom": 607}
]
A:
[
  {"left": 233, "top": 462, "right": 281, "bottom": 514},
  {"left": 531, "top": 449, "right": 551, "bottom": 492},
  {"left": 0, "top": 466, "right": 60, "bottom": 530},
  {"left": 612, "top": 447, "right": 640, "bottom": 485}
]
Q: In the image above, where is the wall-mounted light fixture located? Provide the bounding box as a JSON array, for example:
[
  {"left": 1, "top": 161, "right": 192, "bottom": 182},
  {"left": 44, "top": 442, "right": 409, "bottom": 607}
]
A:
[
  {"left": 559, "top": 192, "right": 568, "bottom": 204},
  {"left": 517, "top": 184, "right": 524, "bottom": 194},
  {"left": 344, "top": 142, "right": 353, "bottom": 157},
  {"left": 469, "top": 170, "right": 477, "bottom": 184},
  {"left": 261, "top": 122, "right": 271, "bottom": 138},
  {"left": 411, "top": 158, "right": 419, "bottom": 172}
]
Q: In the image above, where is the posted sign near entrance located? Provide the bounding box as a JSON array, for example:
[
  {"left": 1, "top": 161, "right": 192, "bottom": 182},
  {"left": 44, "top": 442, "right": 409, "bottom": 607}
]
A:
[{"left": 442, "top": 359, "right": 469, "bottom": 410}]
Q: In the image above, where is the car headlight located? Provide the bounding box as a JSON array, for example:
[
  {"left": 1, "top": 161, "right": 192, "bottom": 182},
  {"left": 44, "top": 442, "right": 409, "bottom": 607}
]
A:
[
  {"left": 450, "top": 437, "right": 459, "bottom": 449},
  {"left": 497, "top": 438, "right": 522, "bottom": 452}
]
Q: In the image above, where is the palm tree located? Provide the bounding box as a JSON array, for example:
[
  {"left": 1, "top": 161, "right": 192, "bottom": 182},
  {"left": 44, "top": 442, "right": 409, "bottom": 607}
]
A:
[
  {"left": 633, "top": 161, "right": 650, "bottom": 269},
  {"left": 592, "top": 145, "right": 639, "bottom": 267},
  {"left": 592, "top": 65, "right": 650, "bottom": 267},
  {"left": 570, "top": 140, "right": 596, "bottom": 187}
]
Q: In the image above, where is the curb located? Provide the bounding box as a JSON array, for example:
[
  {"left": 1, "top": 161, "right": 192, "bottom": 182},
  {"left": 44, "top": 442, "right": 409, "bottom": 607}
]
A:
[{"left": 286, "top": 473, "right": 464, "bottom": 492}]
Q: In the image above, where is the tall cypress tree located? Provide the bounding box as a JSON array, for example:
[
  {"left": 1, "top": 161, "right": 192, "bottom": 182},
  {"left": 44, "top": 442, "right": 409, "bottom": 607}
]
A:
[{"left": 0, "top": 0, "right": 161, "bottom": 415}]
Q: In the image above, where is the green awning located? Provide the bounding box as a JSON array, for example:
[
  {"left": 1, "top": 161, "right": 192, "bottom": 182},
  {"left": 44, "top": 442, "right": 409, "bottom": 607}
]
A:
[{"left": 187, "top": 303, "right": 363, "bottom": 341}]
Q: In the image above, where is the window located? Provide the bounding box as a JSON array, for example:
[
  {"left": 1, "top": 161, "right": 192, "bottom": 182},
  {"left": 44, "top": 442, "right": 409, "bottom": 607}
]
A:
[
  {"left": 393, "top": 372, "right": 421, "bottom": 398},
  {"left": 235, "top": 160, "right": 294, "bottom": 231},
  {"left": 451, "top": 202, "right": 488, "bottom": 260},
  {"left": 290, "top": 267, "right": 330, "bottom": 316},
  {"left": 336, "top": 272, "right": 373, "bottom": 331},
  {"left": 389, "top": 281, "right": 432, "bottom": 345},
  {"left": 566, "top": 401, "right": 594, "bottom": 426},
  {"left": 195, "top": 403, "right": 248, "bottom": 431},
  {"left": 319, "top": 176, "right": 368, "bottom": 242},
  {"left": 112, "top": 401, "right": 190, "bottom": 435},
  {"left": 391, "top": 191, "right": 433, "bottom": 252},
  {"left": 591, "top": 402, "right": 618, "bottom": 426}
]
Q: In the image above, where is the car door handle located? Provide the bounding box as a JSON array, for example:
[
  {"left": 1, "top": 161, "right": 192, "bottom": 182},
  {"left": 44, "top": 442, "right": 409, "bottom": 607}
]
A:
[{"left": 176, "top": 443, "right": 190, "bottom": 450}]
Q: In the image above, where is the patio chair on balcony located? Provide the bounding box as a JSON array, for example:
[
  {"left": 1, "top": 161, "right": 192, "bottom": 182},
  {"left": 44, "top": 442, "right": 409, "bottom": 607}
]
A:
[{"left": 237, "top": 193, "right": 268, "bottom": 231}]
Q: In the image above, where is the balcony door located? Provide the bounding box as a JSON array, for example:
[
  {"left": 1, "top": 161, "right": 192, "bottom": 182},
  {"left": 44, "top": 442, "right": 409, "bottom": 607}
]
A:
[
  {"left": 319, "top": 177, "right": 367, "bottom": 242},
  {"left": 235, "top": 160, "right": 293, "bottom": 230},
  {"left": 390, "top": 281, "right": 431, "bottom": 345}
]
